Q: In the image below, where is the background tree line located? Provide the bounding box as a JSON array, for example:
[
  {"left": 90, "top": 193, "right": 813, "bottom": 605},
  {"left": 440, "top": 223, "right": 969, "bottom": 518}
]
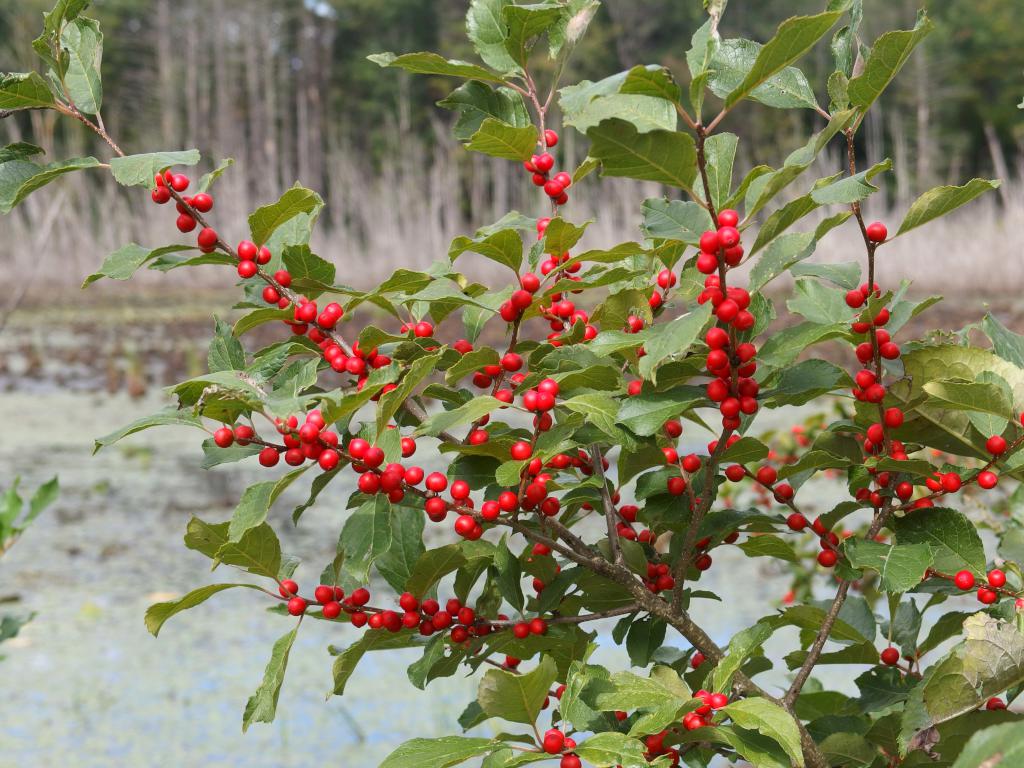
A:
[{"left": 1, "top": 0, "right": 1022, "bottom": 294}]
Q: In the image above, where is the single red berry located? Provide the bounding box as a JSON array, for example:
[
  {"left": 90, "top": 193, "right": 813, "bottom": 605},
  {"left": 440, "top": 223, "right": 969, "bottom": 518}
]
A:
[
  {"left": 954, "top": 570, "right": 976, "bottom": 590},
  {"left": 259, "top": 447, "right": 280, "bottom": 467},
  {"left": 176, "top": 213, "right": 197, "bottom": 232},
  {"left": 287, "top": 597, "right": 307, "bottom": 616},
  {"left": 237, "top": 240, "right": 258, "bottom": 261},
  {"left": 986, "top": 435, "right": 1007, "bottom": 455},
  {"left": 191, "top": 192, "right": 213, "bottom": 212},
  {"left": 542, "top": 730, "right": 565, "bottom": 755},
  {"left": 709, "top": 692, "right": 728, "bottom": 709},
  {"left": 884, "top": 408, "right": 904, "bottom": 428},
  {"left": 786, "top": 513, "right": 807, "bottom": 531},
  {"left": 278, "top": 579, "right": 299, "bottom": 597},
  {"left": 717, "top": 209, "right": 739, "bottom": 228},
  {"left": 322, "top": 601, "right": 341, "bottom": 619},
  {"left": 691, "top": 652, "right": 705, "bottom": 668},
  {"left": 988, "top": 569, "right": 1007, "bottom": 588},
  {"left": 817, "top": 550, "right": 838, "bottom": 568},
  {"left": 880, "top": 647, "right": 900, "bottom": 666},
  {"left": 978, "top": 471, "right": 998, "bottom": 489},
  {"left": 866, "top": 221, "right": 888, "bottom": 242},
  {"left": 986, "top": 697, "right": 1007, "bottom": 711},
  {"left": 544, "top": 129, "right": 559, "bottom": 148},
  {"left": 213, "top": 426, "right": 234, "bottom": 448}
]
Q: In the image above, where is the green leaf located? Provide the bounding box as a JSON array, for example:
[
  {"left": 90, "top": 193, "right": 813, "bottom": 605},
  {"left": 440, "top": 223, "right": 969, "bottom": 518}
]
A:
[
  {"left": 93, "top": 406, "right": 203, "bottom": 453},
  {"left": 721, "top": 697, "right": 805, "bottom": 767},
  {"left": 60, "top": 16, "right": 103, "bottom": 114},
  {"left": 213, "top": 523, "right": 284, "bottom": 579},
  {"left": 338, "top": 496, "right": 393, "bottom": 583},
  {"left": 466, "top": 0, "right": 518, "bottom": 74},
  {"left": 749, "top": 232, "right": 816, "bottom": 291},
  {"left": 950, "top": 721, "right": 1024, "bottom": 768},
  {"left": 900, "top": 614, "right": 1024, "bottom": 753},
  {"left": 810, "top": 159, "right": 891, "bottom": 205},
  {"left": 502, "top": 4, "right": 562, "bottom": 67},
  {"left": 242, "top": 625, "right": 298, "bottom": 731},
  {"left": 704, "top": 132, "right": 738, "bottom": 209},
  {"left": 565, "top": 94, "right": 676, "bottom": 134},
  {"left": 208, "top": 317, "right": 246, "bottom": 373},
  {"left": 477, "top": 654, "right": 557, "bottom": 724},
  {"left": 575, "top": 733, "right": 648, "bottom": 768},
  {"left": 548, "top": 0, "right": 600, "bottom": 57},
  {"left": 787, "top": 278, "right": 850, "bottom": 324},
  {"left": 406, "top": 544, "right": 468, "bottom": 596},
  {"left": 639, "top": 304, "right": 712, "bottom": 383},
  {"left": 438, "top": 81, "right": 530, "bottom": 141},
  {"left": 617, "top": 387, "right": 702, "bottom": 437},
  {"left": 922, "top": 379, "right": 1014, "bottom": 420},
  {"left": 377, "top": 351, "right": 443, "bottom": 435},
  {"left": 376, "top": 506, "right": 426, "bottom": 593},
  {"left": 621, "top": 65, "right": 681, "bottom": 103},
  {"left": 626, "top": 617, "right": 667, "bottom": 667},
  {"left": 198, "top": 158, "right": 234, "bottom": 192},
  {"left": 712, "top": 619, "right": 776, "bottom": 693},
  {"left": 81, "top": 243, "right": 192, "bottom": 286},
  {"left": 641, "top": 198, "right": 714, "bottom": 245},
  {"left": 738, "top": 535, "right": 799, "bottom": 563},
  {"left": 848, "top": 12, "right": 934, "bottom": 111},
  {"left": 415, "top": 396, "right": 506, "bottom": 438},
  {"left": 109, "top": 150, "right": 200, "bottom": 188},
  {"left": 542, "top": 217, "right": 590, "bottom": 255},
  {"left": 368, "top": 52, "right": 506, "bottom": 83},
  {"left": 892, "top": 507, "right": 986, "bottom": 575},
  {"left": 843, "top": 540, "right": 933, "bottom": 593},
  {"left": 766, "top": 359, "right": 849, "bottom": 407},
  {"left": 465, "top": 118, "right": 537, "bottom": 161},
  {"left": 0, "top": 72, "right": 56, "bottom": 110},
  {"left": 724, "top": 11, "right": 842, "bottom": 109},
  {"left": 249, "top": 184, "right": 324, "bottom": 246},
  {"left": 982, "top": 313, "right": 1024, "bottom": 368},
  {"left": 331, "top": 630, "right": 419, "bottom": 696},
  {"left": 493, "top": 535, "right": 524, "bottom": 612},
  {"left": 378, "top": 736, "right": 499, "bottom": 768},
  {"left": 449, "top": 228, "right": 523, "bottom": 272},
  {"left": 144, "top": 583, "right": 261, "bottom": 637},
  {"left": 896, "top": 179, "right": 1001, "bottom": 237},
  {"left": 0, "top": 155, "right": 101, "bottom": 213},
  {"left": 587, "top": 120, "right": 698, "bottom": 195},
  {"left": 227, "top": 470, "right": 308, "bottom": 541},
  {"left": 709, "top": 39, "right": 818, "bottom": 111}
]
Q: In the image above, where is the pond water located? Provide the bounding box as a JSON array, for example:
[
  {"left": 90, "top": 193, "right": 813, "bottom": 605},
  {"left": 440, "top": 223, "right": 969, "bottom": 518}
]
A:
[{"left": 0, "top": 306, "right": 946, "bottom": 768}]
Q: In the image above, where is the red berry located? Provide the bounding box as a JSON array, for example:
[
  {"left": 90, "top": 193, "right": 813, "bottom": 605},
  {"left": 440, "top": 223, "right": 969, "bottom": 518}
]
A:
[
  {"left": 866, "top": 221, "right": 888, "bottom": 242},
  {"left": 978, "top": 587, "right": 998, "bottom": 605},
  {"left": 786, "top": 513, "right": 807, "bottom": 531},
  {"left": 977, "top": 469, "right": 998, "bottom": 489},
  {"left": 986, "top": 435, "right": 1007, "bottom": 455},
  {"left": 884, "top": 408, "right": 904, "bottom": 428},
  {"left": 322, "top": 601, "right": 342, "bottom": 619},
  {"left": 544, "top": 129, "right": 559, "bottom": 148},
  {"left": 237, "top": 240, "right": 258, "bottom": 261},
  {"left": 213, "top": 427, "right": 234, "bottom": 448},
  {"left": 988, "top": 569, "right": 1007, "bottom": 588},
  {"left": 278, "top": 579, "right": 299, "bottom": 597},
  {"left": 717, "top": 209, "right": 739, "bottom": 228},
  {"left": 191, "top": 192, "right": 213, "bottom": 212},
  {"left": 691, "top": 652, "right": 705, "bottom": 668},
  {"left": 954, "top": 570, "right": 975, "bottom": 590},
  {"left": 259, "top": 447, "right": 280, "bottom": 467},
  {"left": 817, "top": 550, "right": 838, "bottom": 568},
  {"left": 287, "top": 597, "right": 307, "bottom": 615},
  {"left": 880, "top": 647, "right": 900, "bottom": 665},
  {"left": 510, "top": 441, "right": 532, "bottom": 461},
  {"left": 176, "top": 213, "right": 196, "bottom": 232}
]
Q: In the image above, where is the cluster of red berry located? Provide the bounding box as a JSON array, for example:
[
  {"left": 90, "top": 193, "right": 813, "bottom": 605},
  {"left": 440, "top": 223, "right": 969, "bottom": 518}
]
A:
[
  {"left": 273, "top": 579, "right": 555, "bottom": 648},
  {"left": 523, "top": 130, "right": 571, "bottom": 207}
]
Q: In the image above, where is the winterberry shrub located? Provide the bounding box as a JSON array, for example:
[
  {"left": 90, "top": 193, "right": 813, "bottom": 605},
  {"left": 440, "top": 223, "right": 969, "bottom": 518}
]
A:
[{"left": 4, "top": 1, "right": 1024, "bottom": 766}]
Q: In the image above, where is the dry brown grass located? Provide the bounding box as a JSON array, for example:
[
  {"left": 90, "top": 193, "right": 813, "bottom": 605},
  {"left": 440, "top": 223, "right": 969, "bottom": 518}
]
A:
[{"left": 2, "top": 132, "right": 1022, "bottom": 307}]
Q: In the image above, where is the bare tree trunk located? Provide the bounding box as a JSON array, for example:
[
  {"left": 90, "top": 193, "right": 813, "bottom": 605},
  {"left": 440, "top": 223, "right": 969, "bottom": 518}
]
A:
[
  {"left": 155, "top": 0, "right": 176, "bottom": 146},
  {"left": 913, "top": 48, "right": 932, "bottom": 190},
  {"left": 983, "top": 121, "right": 1012, "bottom": 208}
]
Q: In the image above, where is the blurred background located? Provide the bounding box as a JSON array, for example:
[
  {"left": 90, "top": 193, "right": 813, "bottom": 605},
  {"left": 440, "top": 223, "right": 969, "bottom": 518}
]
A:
[{"left": 1, "top": 1, "right": 1023, "bottom": 766}]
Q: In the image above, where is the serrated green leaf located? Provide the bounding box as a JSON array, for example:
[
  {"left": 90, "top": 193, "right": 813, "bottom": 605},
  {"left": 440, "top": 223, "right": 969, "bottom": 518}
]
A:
[
  {"left": 466, "top": 118, "right": 537, "bottom": 161},
  {"left": 369, "top": 51, "right": 506, "bottom": 83},
  {"left": 249, "top": 184, "right": 324, "bottom": 246}
]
